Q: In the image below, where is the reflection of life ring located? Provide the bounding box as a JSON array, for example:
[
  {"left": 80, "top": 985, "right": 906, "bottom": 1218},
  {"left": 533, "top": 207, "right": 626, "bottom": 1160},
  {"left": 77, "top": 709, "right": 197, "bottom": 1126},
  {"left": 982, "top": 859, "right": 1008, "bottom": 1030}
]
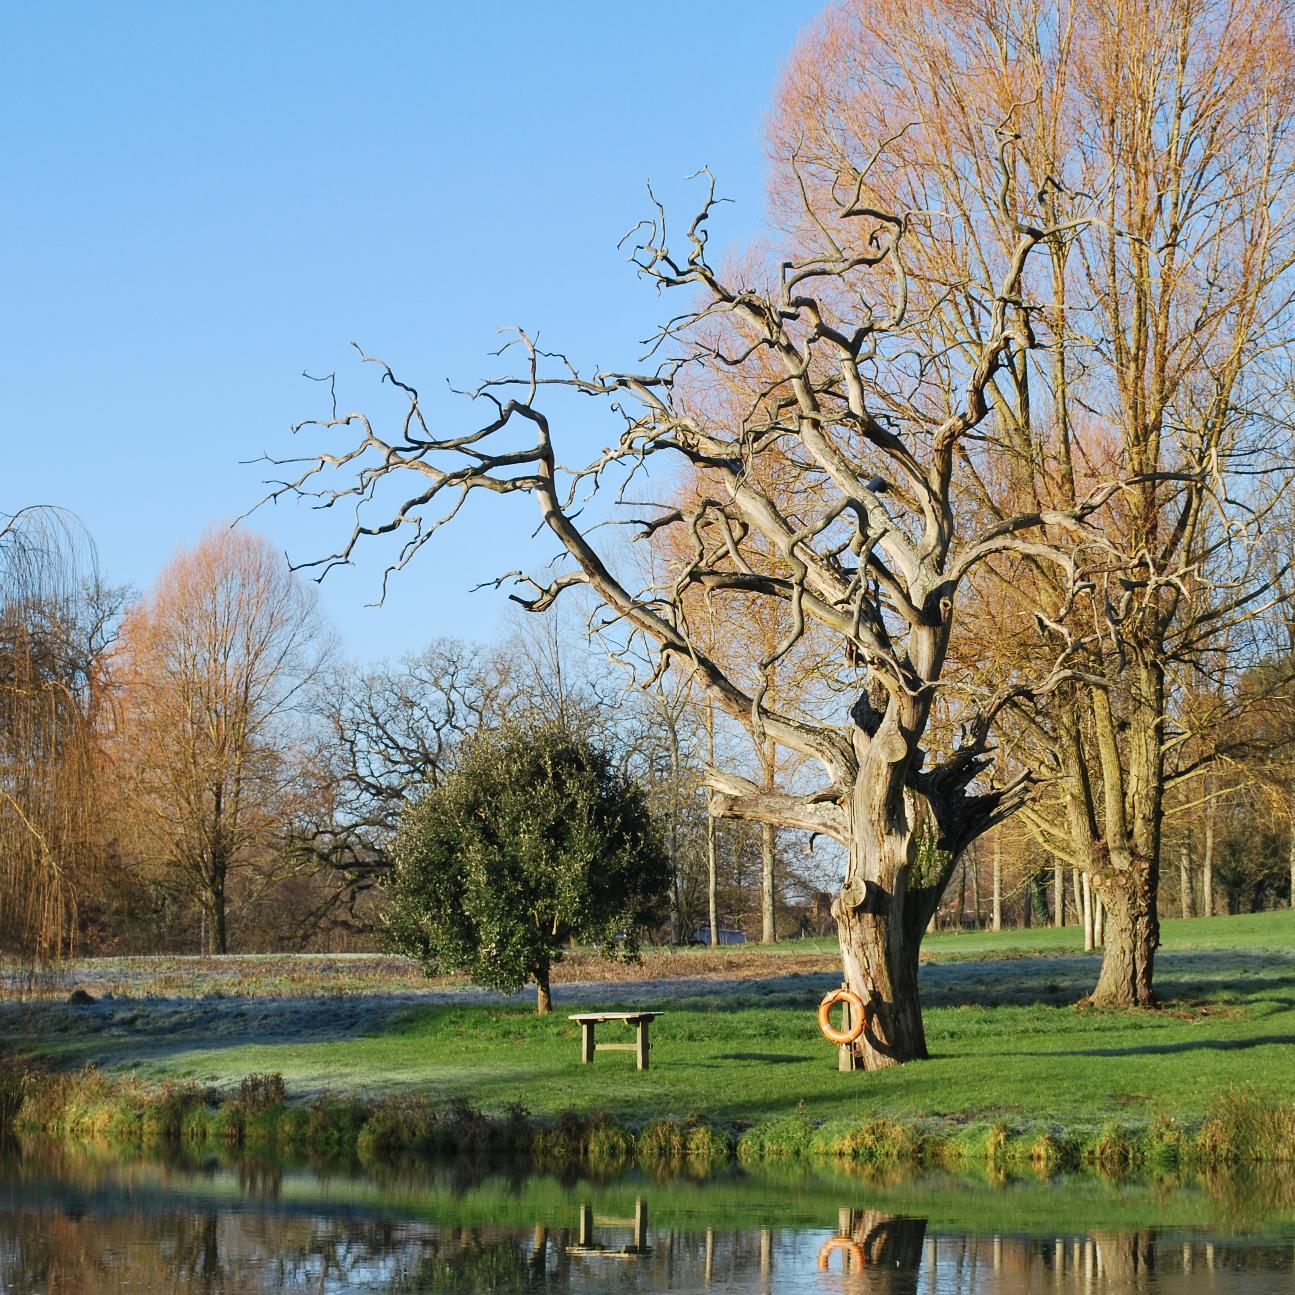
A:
[
  {"left": 817, "top": 1235, "right": 866, "bottom": 1271},
  {"left": 817, "top": 987, "right": 867, "bottom": 1045}
]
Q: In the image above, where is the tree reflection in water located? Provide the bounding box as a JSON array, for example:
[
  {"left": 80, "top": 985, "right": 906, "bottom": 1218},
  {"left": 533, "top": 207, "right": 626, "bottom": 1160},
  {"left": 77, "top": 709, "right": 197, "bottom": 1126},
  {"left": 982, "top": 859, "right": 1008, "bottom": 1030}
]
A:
[{"left": 2, "top": 1157, "right": 1295, "bottom": 1293}]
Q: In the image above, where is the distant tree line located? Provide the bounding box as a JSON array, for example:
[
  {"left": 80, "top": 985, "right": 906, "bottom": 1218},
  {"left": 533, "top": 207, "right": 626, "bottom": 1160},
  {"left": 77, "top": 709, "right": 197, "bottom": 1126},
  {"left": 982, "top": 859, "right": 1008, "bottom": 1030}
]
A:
[{"left": 0, "top": 518, "right": 840, "bottom": 961}]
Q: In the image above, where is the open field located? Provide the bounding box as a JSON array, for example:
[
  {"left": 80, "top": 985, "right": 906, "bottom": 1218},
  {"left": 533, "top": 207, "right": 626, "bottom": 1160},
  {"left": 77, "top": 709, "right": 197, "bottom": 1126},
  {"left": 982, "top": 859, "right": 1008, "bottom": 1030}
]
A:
[{"left": 4, "top": 910, "right": 1293, "bottom": 1140}]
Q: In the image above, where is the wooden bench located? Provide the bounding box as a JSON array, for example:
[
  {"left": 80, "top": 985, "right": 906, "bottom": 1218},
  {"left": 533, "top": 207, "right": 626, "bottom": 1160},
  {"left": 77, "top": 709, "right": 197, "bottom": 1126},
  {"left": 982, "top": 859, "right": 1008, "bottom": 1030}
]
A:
[{"left": 568, "top": 1011, "right": 662, "bottom": 1071}]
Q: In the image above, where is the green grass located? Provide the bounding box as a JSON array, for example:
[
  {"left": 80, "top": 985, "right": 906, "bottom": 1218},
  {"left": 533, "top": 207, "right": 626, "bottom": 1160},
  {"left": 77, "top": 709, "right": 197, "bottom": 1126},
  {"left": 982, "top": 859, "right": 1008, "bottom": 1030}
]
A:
[{"left": 10, "top": 909, "right": 1295, "bottom": 1141}]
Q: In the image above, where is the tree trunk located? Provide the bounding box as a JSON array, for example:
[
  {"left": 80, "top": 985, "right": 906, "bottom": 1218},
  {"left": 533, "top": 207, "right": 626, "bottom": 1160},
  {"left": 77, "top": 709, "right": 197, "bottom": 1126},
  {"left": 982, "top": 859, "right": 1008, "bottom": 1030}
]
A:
[
  {"left": 209, "top": 870, "right": 228, "bottom": 955},
  {"left": 761, "top": 822, "right": 776, "bottom": 944},
  {"left": 832, "top": 772, "right": 932, "bottom": 1069},
  {"left": 969, "top": 843, "right": 981, "bottom": 927},
  {"left": 1089, "top": 886, "right": 1137, "bottom": 1005},
  {"left": 1179, "top": 843, "right": 1193, "bottom": 919},
  {"left": 1081, "top": 871, "right": 1094, "bottom": 951},
  {"left": 991, "top": 836, "right": 1002, "bottom": 932},
  {"left": 1202, "top": 793, "right": 1215, "bottom": 917},
  {"left": 1289, "top": 823, "right": 1295, "bottom": 911},
  {"left": 1093, "top": 893, "right": 1104, "bottom": 945},
  {"left": 707, "top": 812, "right": 719, "bottom": 948},
  {"left": 1089, "top": 864, "right": 1156, "bottom": 1007},
  {"left": 535, "top": 965, "right": 552, "bottom": 1015},
  {"left": 1053, "top": 858, "right": 1064, "bottom": 927}
]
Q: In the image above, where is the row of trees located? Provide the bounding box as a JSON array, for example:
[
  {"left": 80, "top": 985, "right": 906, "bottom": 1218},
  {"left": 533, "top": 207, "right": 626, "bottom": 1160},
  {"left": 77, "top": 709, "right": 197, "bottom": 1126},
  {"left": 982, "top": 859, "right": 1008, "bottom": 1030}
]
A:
[
  {"left": 259, "top": 0, "right": 1295, "bottom": 1068},
  {"left": 0, "top": 518, "right": 824, "bottom": 962}
]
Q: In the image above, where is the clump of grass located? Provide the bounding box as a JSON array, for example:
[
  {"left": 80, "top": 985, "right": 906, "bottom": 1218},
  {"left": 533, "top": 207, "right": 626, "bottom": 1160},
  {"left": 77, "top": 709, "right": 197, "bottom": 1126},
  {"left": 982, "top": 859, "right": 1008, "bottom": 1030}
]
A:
[
  {"left": 637, "top": 1115, "right": 732, "bottom": 1175},
  {"left": 811, "top": 1117, "right": 930, "bottom": 1167},
  {"left": 1195, "top": 1086, "right": 1295, "bottom": 1165},
  {"left": 1144, "top": 1115, "right": 1189, "bottom": 1172},
  {"left": 303, "top": 1093, "right": 370, "bottom": 1152},
  {"left": 586, "top": 1120, "right": 634, "bottom": 1173},
  {"left": 983, "top": 1123, "right": 1010, "bottom": 1170},
  {"left": 237, "top": 1072, "right": 286, "bottom": 1115},
  {"left": 140, "top": 1080, "right": 210, "bottom": 1143},
  {"left": 0, "top": 1061, "right": 30, "bottom": 1127},
  {"left": 533, "top": 1110, "right": 630, "bottom": 1169},
  {"left": 357, "top": 1093, "right": 437, "bottom": 1159},
  {"left": 1029, "top": 1130, "right": 1079, "bottom": 1175},
  {"left": 737, "top": 1115, "right": 815, "bottom": 1164},
  {"left": 1084, "top": 1121, "right": 1140, "bottom": 1177}
]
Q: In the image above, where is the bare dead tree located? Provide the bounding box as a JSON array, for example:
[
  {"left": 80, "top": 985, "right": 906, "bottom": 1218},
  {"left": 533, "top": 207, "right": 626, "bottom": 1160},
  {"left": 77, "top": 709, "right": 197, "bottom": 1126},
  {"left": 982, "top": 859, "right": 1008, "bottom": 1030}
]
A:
[{"left": 259, "top": 166, "right": 1147, "bottom": 1068}]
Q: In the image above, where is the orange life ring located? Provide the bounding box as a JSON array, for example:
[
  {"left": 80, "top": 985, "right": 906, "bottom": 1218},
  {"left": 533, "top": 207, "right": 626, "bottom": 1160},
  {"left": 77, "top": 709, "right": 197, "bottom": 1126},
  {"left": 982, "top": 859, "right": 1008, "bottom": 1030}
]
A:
[
  {"left": 817, "top": 1236, "right": 867, "bottom": 1272},
  {"left": 817, "top": 987, "right": 866, "bottom": 1045}
]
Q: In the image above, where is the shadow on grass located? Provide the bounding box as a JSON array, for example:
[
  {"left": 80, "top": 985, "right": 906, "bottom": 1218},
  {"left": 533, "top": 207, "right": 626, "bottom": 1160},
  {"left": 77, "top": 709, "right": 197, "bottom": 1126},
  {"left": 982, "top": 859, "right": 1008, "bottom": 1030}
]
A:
[
  {"left": 1041, "top": 1033, "right": 1295, "bottom": 1058},
  {"left": 714, "top": 1053, "right": 806, "bottom": 1065}
]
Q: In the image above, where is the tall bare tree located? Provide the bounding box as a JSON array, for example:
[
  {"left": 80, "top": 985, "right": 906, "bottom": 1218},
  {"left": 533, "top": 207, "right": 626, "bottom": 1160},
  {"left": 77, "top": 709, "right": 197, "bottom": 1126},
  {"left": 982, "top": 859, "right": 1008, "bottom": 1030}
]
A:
[
  {"left": 772, "top": 0, "right": 1295, "bottom": 1005},
  {"left": 0, "top": 507, "right": 105, "bottom": 965},
  {"left": 260, "top": 130, "right": 1147, "bottom": 1065},
  {"left": 113, "top": 529, "right": 331, "bottom": 953}
]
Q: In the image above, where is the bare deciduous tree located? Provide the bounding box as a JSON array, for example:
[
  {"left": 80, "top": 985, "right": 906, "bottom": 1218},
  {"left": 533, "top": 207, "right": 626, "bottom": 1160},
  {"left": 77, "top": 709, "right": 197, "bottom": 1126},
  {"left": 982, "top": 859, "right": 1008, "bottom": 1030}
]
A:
[
  {"left": 260, "top": 144, "right": 1139, "bottom": 1065},
  {"left": 113, "top": 529, "right": 331, "bottom": 954},
  {"left": 0, "top": 506, "right": 104, "bottom": 966},
  {"left": 773, "top": 0, "right": 1295, "bottom": 1005}
]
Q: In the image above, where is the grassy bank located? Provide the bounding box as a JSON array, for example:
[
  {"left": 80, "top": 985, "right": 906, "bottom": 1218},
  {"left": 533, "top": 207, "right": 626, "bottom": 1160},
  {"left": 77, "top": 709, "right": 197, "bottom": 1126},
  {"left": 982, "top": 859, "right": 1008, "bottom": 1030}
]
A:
[
  {"left": 10, "top": 1067, "right": 1295, "bottom": 1182},
  {"left": 4, "top": 910, "right": 1294, "bottom": 1161}
]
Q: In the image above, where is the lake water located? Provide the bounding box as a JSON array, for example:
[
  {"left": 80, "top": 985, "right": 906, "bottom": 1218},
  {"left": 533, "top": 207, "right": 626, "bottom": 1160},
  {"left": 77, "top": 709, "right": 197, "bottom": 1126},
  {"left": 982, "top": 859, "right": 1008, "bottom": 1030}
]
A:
[{"left": 2, "top": 1141, "right": 1294, "bottom": 1293}]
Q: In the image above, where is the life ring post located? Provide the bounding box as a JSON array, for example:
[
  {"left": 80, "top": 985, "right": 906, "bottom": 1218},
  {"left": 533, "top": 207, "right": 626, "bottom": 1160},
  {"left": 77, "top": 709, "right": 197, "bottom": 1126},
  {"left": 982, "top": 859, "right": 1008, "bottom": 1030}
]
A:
[{"left": 817, "top": 985, "right": 867, "bottom": 1068}]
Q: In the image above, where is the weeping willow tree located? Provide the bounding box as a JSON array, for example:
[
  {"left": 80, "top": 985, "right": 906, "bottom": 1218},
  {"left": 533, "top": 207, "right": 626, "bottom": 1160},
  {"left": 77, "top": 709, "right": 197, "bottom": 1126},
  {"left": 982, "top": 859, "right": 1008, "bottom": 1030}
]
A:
[{"left": 0, "top": 507, "right": 102, "bottom": 966}]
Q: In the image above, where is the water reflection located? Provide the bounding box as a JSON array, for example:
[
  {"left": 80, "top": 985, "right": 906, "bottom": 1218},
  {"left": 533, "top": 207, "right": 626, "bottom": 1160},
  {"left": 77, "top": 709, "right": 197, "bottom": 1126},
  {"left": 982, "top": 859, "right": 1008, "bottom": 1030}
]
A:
[{"left": 1, "top": 1145, "right": 1294, "bottom": 1293}]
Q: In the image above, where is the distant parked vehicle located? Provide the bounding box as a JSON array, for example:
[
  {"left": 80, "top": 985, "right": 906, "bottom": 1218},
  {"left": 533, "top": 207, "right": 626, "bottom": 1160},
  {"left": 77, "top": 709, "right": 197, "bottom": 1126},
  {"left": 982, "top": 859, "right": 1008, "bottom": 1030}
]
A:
[{"left": 691, "top": 927, "right": 747, "bottom": 947}]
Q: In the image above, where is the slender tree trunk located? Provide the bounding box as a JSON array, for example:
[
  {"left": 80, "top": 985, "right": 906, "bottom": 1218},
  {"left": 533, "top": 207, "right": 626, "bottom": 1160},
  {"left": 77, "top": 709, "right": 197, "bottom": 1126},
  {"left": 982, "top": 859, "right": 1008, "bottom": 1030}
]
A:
[
  {"left": 707, "top": 813, "right": 719, "bottom": 947},
  {"left": 991, "top": 836, "right": 1002, "bottom": 932},
  {"left": 969, "top": 843, "right": 981, "bottom": 927},
  {"left": 1202, "top": 792, "right": 1215, "bottom": 917},
  {"left": 1072, "top": 867, "right": 1083, "bottom": 928},
  {"left": 761, "top": 822, "right": 776, "bottom": 944},
  {"left": 1022, "top": 879, "right": 1031, "bottom": 928},
  {"left": 535, "top": 964, "right": 552, "bottom": 1015},
  {"left": 1289, "top": 822, "right": 1295, "bottom": 911},
  {"left": 209, "top": 864, "right": 228, "bottom": 955},
  {"left": 1053, "top": 858, "right": 1064, "bottom": 927},
  {"left": 705, "top": 703, "right": 719, "bottom": 948},
  {"left": 1081, "top": 872, "right": 1094, "bottom": 952},
  {"left": 1179, "top": 843, "right": 1194, "bottom": 919},
  {"left": 1093, "top": 892, "right": 1104, "bottom": 946}
]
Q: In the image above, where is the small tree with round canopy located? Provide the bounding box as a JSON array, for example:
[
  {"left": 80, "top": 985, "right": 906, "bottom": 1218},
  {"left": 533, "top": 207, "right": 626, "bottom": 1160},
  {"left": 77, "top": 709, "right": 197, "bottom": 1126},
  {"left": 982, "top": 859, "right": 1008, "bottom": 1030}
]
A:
[{"left": 387, "top": 720, "right": 669, "bottom": 1013}]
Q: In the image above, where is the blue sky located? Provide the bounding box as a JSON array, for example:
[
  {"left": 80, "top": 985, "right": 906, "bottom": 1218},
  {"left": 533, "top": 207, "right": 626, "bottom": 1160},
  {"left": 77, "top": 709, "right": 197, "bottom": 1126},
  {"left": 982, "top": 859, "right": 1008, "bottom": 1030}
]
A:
[{"left": 3, "top": 3, "right": 817, "bottom": 661}]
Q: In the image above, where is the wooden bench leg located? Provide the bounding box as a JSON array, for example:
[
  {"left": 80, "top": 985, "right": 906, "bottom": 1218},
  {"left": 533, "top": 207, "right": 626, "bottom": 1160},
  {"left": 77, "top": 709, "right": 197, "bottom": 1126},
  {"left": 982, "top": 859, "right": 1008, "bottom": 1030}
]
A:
[
  {"left": 636, "top": 1017, "right": 650, "bottom": 1071},
  {"left": 580, "top": 1019, "right": 596, "bottom": 1064}
]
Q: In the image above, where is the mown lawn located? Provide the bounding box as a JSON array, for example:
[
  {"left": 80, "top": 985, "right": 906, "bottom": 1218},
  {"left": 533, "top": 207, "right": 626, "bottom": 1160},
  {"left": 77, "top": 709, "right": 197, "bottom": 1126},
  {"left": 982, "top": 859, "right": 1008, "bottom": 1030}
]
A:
[{"left": 76, "top": 909, "right": 1293, "bottom": 1132}]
